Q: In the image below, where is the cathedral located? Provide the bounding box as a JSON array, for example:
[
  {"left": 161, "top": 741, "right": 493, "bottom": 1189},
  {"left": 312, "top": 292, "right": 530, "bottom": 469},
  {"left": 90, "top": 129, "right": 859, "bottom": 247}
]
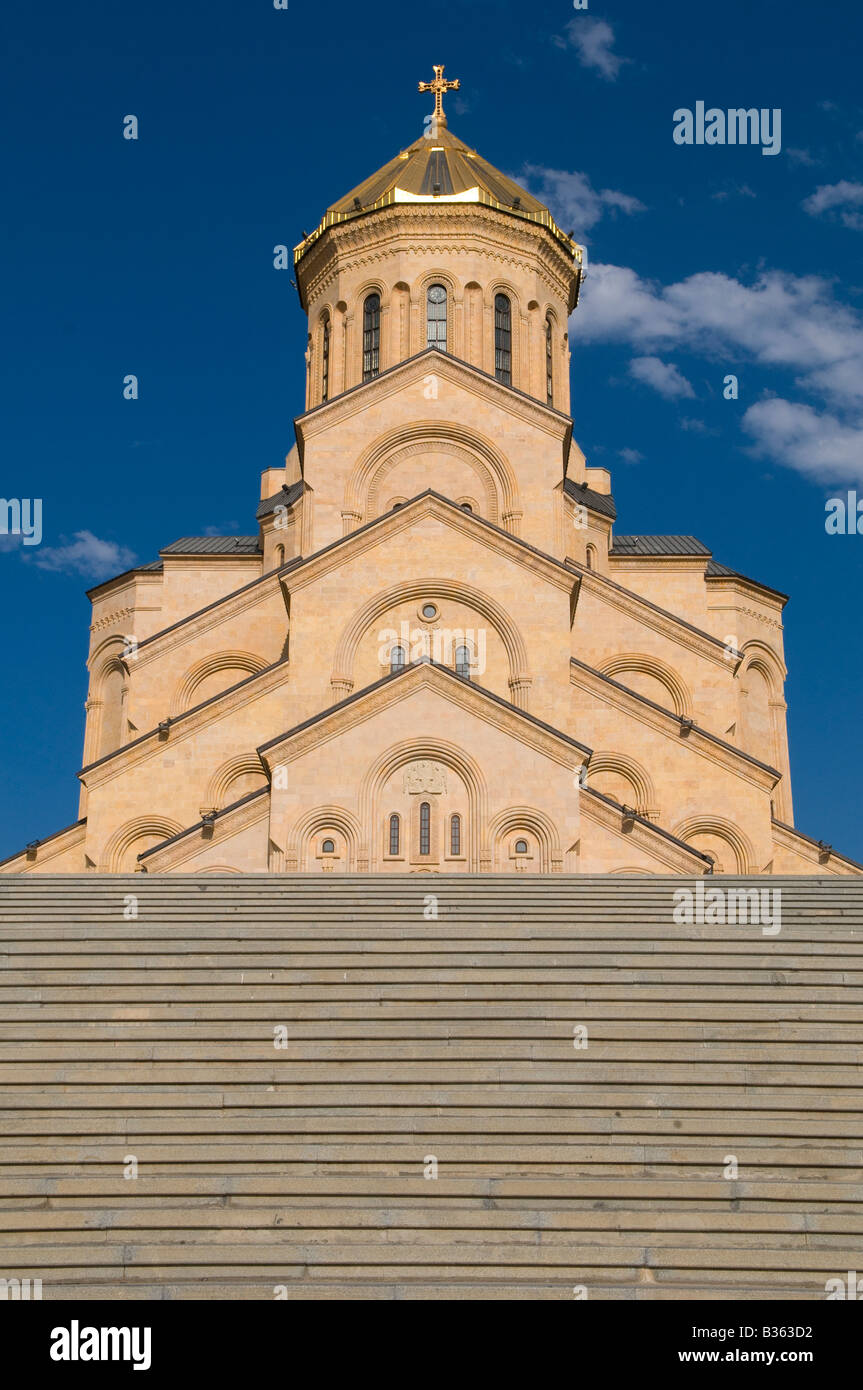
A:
[{"left": 3, "top": 69, "right": 859, "bottom": 879}]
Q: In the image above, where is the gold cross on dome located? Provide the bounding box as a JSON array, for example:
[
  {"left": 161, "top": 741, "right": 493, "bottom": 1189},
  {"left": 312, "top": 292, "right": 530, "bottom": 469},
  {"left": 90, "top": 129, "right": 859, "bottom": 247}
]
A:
[{"left": 418, "top": 64, "right": 460, "bottom": 125}]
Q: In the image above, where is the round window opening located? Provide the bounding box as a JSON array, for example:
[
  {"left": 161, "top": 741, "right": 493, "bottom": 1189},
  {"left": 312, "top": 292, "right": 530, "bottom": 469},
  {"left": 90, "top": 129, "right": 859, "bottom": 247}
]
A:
[
  {"left": 421, "top": 602, "right": 439, "bottom": 621},
  {"left": 321, "top": 838, "right": 336, "bottom": 854},
  {"left": 514, "top": 839, "right": 529, "bottom": 855}
]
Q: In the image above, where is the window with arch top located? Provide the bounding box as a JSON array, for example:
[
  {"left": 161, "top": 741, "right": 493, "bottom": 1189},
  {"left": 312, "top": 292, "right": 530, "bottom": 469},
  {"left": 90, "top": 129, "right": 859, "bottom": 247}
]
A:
[
  {"left": 419, "top": 802, "right": 431, "bottom": 856},
  {"left": 494, "top": 294, "right": 512, "bottom": 385},
  {"left": 388, "top": 813, "right": 400, "bottom": 856},
  {"left": 455, "top": 645, "right": 472, "bottom": 680},
  {"left": 362, "top": 293, "right": 380, "bottom": 381},
  {"left": 450, "top": 814, "right": 461, "bottom": 857},
  {"left": 321, "top": 313, "right": 330, "bottom": 402},
  {"left": 514, "top": 838, "right": 528, "bottom": 855},
  {"left": 545, "top": 316, "right": 553, "bottom": 404},
  {"left": 390, "top": 645, "right": 406, "bottom": 675},
  {"left": 321, "top": 838, "right": 336, "bottom": 854},
  {"left": 427, "top": 284, "right": 447, "bottom": 351}
]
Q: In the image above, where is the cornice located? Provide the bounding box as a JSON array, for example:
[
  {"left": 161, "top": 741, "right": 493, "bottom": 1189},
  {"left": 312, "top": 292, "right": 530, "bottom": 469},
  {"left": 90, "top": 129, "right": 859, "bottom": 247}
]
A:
[
  {"left": 298, "top": 203, "right": 575, "bottom": 308},
  {"left": 259, "top": 660, "right": 591, "bottom": 771},
  {"left": 284, "top": 491, "right": 577, "bottom": 597},
  {"left": 570, "top": 656, "right": 780, "bottom": 791},
  {"left": 571, "top": 563, "right": 731, "bottom": 670},
  {"left": 79, "top": 659, "right": 291, "bottom": 789},
  {"left": 139, "top": 789, "right": 270, "bottom": 872},
  {"left": 580, "top": 789, "right": 711, "bottom": 874},
  {"left": 296, "top": 347, "right": 571, "bottom": 443}
]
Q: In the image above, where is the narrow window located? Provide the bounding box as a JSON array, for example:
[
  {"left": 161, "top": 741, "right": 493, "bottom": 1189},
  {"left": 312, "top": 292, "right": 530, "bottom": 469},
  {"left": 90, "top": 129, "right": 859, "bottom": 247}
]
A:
[
  {"left": 515, "top": 838, "right": 528, "bottom": 855},
  {"left": 419, "top": 802, "right": 431, "bottom": 855},
  {"left": 362, "top": 293, "right": 380, "bottom": 381},
  {"left": 494, "top": 294, "right": 512, "bottom": 385},
  {"left": 586, "top": 544, "right": 596, "bottom": 571},
  {"left": 545, "top": 317, "right": 553, "bottom": 405},
  {"left": 322, "top": 838, "right": 335, "bottom": 854},
  {"left": 390, "top": 645, "right": 406, "bottom": 675},
  {"left": 321, "top": 313, "right": 330, "bottom": 402},
  {"left": 427, "top": 284, "right": 447, "bottom": 351},
  {"left": 450, "top": 814, "right": 461, "bottom": 856},
  {"left": 455, "top": 645, "right": 472, "bottom": 680},
  {"left": 389, "top": 814, "right": 400, "bottom": 856}
]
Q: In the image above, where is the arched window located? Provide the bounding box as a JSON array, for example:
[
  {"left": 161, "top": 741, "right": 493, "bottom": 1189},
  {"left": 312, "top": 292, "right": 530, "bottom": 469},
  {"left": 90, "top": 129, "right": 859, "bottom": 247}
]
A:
[
  {"left": 455, "top": 645, "right": 472, "bottom": 680},
  {"left": 274, "top": 543, "right": 285, "bottom": 569},
  {"left": 389, "top": 814, "right": 400, "bottom": 856},
  {"left": 427, "top": 284, "right": 447, "bottom": 351},
  {"left": 545, "top": 317, "right": 553, "bottom": 405},
  {"left": 322, "top": 838, "right": 335, "bottom": 854},
  {"left": 585, "top": 544, "right": 596, "bottom": 571},
  {"left": 362, "top": 293, "right": 380, "bottom": 381},
  {"left": 321, "top": 313, "right": 330, "bottom": 402},
  {"left": 390, "top": 645, "right": 406, "bottom": 675},
  {"left": 419, "top": 802, "right": 431, "bottom": 855},
  {"left": 460, "top": 502, "right": 473, "bottom": 512},
  {"left": 450, "top": 814, "right": 461, "bottom": 856},
  {"left": 514, "top": 838, "right": 528, "bottom": 855},
  {"left": 494, "top": 294, "right": 512, "bottom": 385}
]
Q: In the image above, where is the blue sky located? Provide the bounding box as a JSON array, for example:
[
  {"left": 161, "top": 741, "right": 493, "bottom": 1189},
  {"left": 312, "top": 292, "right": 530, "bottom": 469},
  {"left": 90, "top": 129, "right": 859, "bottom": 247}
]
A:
[{"left": 1, "top": 0, "right": 862, "bottom": 860}]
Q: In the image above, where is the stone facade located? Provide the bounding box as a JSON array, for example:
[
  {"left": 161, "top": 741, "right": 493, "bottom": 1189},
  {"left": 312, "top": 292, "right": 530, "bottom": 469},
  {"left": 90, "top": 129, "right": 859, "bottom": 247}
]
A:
[{"left": 3, "top": 115, "right": 858, "bottom": 878}]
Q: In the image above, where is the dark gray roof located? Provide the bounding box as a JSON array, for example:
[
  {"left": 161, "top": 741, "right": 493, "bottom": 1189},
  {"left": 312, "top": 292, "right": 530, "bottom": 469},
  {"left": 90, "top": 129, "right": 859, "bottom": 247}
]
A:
[
  {"left": 256, "top": 480, "right": 305, "bottom": 521},
  {"left": 563, "top": 477, "right": 617, "bottom": 521},
  {"left": 611, "top": 535, "right": 711, "bottom": 557},
  {"left": 706, "top": 558, "right": 789, "bottom": 602},
  {"left": 159, "top": 536, "right": 262, "bottom": 556}
]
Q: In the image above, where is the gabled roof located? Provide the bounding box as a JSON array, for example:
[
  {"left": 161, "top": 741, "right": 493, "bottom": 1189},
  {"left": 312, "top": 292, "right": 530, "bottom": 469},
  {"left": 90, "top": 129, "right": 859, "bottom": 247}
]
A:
[
  {"left": 256, "top": 480, "right": 305, "bottom": 521},
  {"left": 562, "top": 476, "right": 617, "bottom": 522}
]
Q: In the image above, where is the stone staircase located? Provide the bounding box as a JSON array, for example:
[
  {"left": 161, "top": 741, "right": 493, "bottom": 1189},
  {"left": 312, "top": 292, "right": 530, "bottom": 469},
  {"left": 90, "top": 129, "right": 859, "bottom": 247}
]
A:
[{"left": 0, "top": 875, "right": 861, "bottom": 1300}]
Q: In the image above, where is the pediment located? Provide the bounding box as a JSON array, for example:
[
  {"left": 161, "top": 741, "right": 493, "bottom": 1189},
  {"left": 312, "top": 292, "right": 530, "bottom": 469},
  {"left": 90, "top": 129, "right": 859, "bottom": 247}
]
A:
[{"left": 258, "top": 660, "right": 591, "bottom": 771}]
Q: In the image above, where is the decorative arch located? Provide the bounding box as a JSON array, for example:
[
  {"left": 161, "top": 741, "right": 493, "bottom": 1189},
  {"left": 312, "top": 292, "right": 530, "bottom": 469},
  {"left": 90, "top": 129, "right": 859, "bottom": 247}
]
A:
[
  {"left": 487, "top": 805, "right": 562, "bottom": 873},
  {"left": 205, "top": 754, "right": 269, "bottom": 810},
  {"left": 586, "top": 751, "right": 658, "bottom": 816},
  {"left": 170, "top": 650, "right": 269, "bottom": 717},
  {"left": 366, "top": 440, "right": 499, "bottom": 523},
  {"left": 330, "top": 577, "right": 531, "bottom": 706},
  {"left": 672, "top": 815, "right": 757, "bottom": 874},
  {"left": 737, "top": 640, "right": 786, "bottom": 697},
  {"left": 361, "top": 738, "right": 489, "bottom": 870},
  {"left": 598, "top": 652, "right": 693, "bottom": 719},
  {"left": 344, "top": 422, "right": 520, "bottom": 528},
  {"left": 196, "top": 865, "right": 242, "bottom": 875},
  {"left": 101, "top": 815, "right": 185, "bottom": 873},
  {"left": 285, "top": 805, "right": 364, "bottom": 872}
]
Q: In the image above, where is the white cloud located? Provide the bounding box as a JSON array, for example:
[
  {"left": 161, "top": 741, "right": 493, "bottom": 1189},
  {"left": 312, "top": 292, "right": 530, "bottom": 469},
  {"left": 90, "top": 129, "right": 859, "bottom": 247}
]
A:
[
  {"left": 557, "top": 17, "right": 628, "bottom": 81},
  {"left": 618, "top": 447, "right": 643, "bottom": 464},
  {"left": 629, "top": 355, "right": 695, "bottom": 399},
  {"left": 802, "top": 181, "right": 863, "bottom": 230},
  {"left": 743, "top": 399, "right": 863, "bottom": 485},
  {"left": 787, "top": 148, "right": 818, "bottom": 166},
  {"left": 576, "top": 264, "right": 863, "bottom": 407},
  {"left": 711, "top": 184, "right": 756, "bottom": 201},
  {"left": 519, "top": 165, "right": 644, "bottom": 234},
  {"left": 29, "top": 531, "right": 137, "bottom": 580},
  {"left": 572, "top": 261, "right": 863, "bottom": 483}
]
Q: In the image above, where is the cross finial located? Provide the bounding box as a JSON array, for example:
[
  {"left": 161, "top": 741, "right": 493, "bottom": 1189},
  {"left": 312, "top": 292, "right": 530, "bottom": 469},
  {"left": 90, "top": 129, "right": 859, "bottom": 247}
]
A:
[{"left": 418, "top": 64, "right": 460, "bottom": 130}]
